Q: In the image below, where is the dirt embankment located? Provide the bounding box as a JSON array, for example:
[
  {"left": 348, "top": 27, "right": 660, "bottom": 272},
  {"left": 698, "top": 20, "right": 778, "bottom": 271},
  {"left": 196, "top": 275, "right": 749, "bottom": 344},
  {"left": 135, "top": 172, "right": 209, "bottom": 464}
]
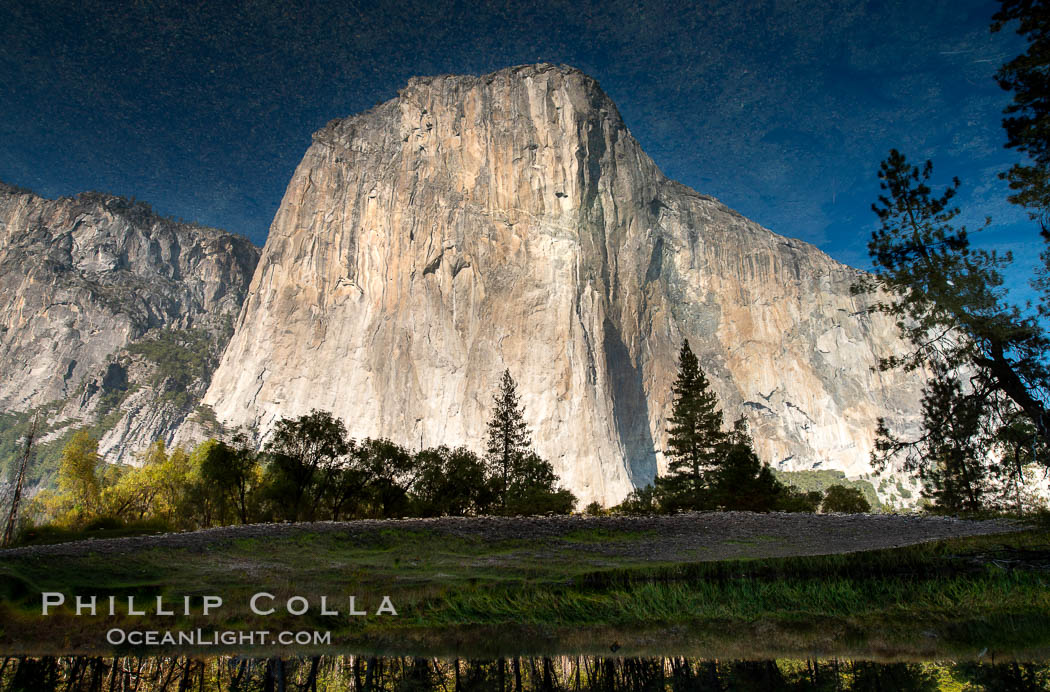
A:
[{"left": 0, "top": 512, "right": 1023, "bottom": 562}]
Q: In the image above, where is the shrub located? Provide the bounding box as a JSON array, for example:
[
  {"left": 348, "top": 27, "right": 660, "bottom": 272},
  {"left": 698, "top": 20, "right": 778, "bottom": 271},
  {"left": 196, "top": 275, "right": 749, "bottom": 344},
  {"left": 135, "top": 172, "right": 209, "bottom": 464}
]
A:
[
  {"left": 822, "top": 485, "right": 872, "bottom": 514},
  {"left": 584, "top": 501, "right": 605, "bottom": 516},
  {"left": 613, "top": 484, "right": 660, "bottom": 515},
  {"left": 775, "top": 487, "right": 823, "bottom": 513}
]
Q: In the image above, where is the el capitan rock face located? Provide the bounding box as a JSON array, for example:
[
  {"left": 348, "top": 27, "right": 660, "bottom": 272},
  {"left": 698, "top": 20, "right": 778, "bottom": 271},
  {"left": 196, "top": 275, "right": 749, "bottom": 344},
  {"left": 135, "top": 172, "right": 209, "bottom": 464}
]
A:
[
  {"left": 0, "top": 183, "right": 259, "bottom": 464},
  {"left": 202, "top": 64, "right": 923, "bottom": 504}
]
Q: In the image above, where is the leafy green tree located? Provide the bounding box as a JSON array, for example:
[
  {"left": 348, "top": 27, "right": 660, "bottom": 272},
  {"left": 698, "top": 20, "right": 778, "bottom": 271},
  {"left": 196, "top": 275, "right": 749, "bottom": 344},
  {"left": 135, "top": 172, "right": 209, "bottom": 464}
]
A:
[
  {"left": 480, "top": 371, "right": 576, "bottom": 515},
  {"left": 854, "top": 3, "right": 1050, "bottom": 512},
  {"left": 821, "top": 484, "right": 872, "bottom": 514},
  {"left": 880, "top": 371, "right": 997, "bottom": 512},
  {"left": 661, "top": 340, "right": 727, "bottom": 510},
  {"left": 485, "top": 370, "right": 532, "bottom": 510},
  {"left": 350, "top": 438, "right": 416, "bottom": 518},
  {"left": 101, "top": 442, "right": 160, "bottom": 522},
  {"left": 410, "top": 445, "right": 495, "bottom": 517},
  {"left": 992, "top": 0, "right": 1050, "bottom": 441},
  {"left": 583, "top": 501, "right": 605, "bottom": 516},
  {"left": 149, "top": 445, "right": 194, "bottom": 528},
  {"left": 264, "top": 409, "right": 350, "bottom": 521},
  {"left": 183, "top": 440, "right": 225, "bottom": 526},
  {"left": 101, "top": 441, "right": 189, "bottom": 526},
  {"left": 194, "top": 439, "right": 236, "bottom": 525},
  {"left": 994, "top": 411, "right": 1050, "bottom": 511},
  {"left": 992, "top": 1, "right": 1050, "bottom": 422},
  {"left": 319, "top": 440, "right": 367, "bottom": 521},
  {"left": 54, "top": 430, "right": 102, "bottom": 525},
  {"left": 707, "top": 418, "right": 784, "bottom": 512},
  {"left": 198, "top": 436, "right": 260, "bottom": 524},
  {"left": 856, "top": 150, "right": 1043, "bottom": 384},
  {"left": 504, "top": 451, "right": 576, "bottom": 515}
]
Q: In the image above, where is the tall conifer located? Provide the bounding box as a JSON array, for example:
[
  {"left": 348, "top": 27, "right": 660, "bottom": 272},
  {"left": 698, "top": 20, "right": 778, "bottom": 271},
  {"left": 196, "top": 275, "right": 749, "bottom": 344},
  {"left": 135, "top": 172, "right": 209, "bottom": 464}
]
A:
[
  {"left": 485, "top": 370, "right": 531, "bottom": 508},
  {"left": 662, "top": 340, "right": 726, "bottom": 509}
]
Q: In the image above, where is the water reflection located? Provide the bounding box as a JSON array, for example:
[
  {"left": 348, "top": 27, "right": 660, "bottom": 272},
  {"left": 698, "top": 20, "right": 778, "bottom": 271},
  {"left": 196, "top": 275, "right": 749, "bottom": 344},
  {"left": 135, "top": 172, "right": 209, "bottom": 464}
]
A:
[{"left": 0, "top": 655, "right": 1047, "bottom": 691}]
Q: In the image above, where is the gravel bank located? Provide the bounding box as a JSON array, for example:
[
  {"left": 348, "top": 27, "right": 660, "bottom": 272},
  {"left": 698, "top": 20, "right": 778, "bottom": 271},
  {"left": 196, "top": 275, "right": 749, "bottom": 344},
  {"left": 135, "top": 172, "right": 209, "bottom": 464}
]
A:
[{"left": 0, "top": 512, "right": 1023, "bottom": 562}]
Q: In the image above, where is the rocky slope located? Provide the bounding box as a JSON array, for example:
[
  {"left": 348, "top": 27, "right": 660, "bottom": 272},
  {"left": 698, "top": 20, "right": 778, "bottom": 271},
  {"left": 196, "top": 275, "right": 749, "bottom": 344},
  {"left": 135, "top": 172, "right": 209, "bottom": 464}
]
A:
[
  {"left": 200, "top": 63, "right": 924, "bottom": 505},
  {"left": 0, "top": 183, "right": 259, "bottom": 470}
]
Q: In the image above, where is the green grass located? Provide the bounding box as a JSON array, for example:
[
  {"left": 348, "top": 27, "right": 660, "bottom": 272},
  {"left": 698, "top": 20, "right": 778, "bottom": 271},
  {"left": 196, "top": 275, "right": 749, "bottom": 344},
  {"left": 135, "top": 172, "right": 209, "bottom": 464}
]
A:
[
  {"left": 561, "top": 527, "right": 658, "bottom": 543},
  {"left": 13, "top": 518, "right": 173, "bottom": 547},
  {"left": 722, "top": 534, "right": 778, "bottom": 545},
  {"left": 0, "top": 521, "right": 1047, "bottom": 658}
]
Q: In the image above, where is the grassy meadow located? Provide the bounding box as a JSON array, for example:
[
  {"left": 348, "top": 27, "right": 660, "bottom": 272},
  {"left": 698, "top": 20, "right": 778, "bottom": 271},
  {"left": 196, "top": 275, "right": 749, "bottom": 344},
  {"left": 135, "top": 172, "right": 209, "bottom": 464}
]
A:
[{"left": 0, "top": 514, "right": 1047, "bottom": 660}]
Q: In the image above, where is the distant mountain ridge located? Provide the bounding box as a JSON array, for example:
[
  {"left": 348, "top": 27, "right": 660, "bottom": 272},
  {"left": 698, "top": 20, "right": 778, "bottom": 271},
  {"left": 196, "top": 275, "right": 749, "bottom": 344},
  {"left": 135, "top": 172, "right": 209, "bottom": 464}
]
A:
[{"left": 0, "top": 182, "right": 259, "bottom": 477}]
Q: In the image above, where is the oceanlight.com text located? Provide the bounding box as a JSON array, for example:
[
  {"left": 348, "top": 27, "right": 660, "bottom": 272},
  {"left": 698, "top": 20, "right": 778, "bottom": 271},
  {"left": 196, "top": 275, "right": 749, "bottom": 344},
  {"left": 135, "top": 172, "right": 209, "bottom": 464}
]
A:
[{"left": 106, "top": 629, "right": 332, "bottom": 647}]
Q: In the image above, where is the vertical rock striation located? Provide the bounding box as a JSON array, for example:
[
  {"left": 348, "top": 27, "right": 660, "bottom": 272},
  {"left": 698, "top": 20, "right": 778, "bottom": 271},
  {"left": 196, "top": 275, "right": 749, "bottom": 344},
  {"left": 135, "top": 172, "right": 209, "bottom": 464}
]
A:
[
  {"left": 203, "top": 64, "right": 922, "bottom": 504},
  {"left": 0, "top": 183, "right": 259, "bottom": 463}
]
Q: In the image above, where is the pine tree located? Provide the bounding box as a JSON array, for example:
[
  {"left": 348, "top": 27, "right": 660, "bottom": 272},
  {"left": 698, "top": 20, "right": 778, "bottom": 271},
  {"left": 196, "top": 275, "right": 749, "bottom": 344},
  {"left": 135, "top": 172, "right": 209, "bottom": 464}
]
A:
[
  {"left": 661, "top": 340, "right": 726, "bottom": 510},
  {"left": 913, "top": 373, "right": 993, "bottom": 513},
  {"left": 485, "top": 370, "right": 531, "bottom": 510},
  {"left": 707, "top": 417, "right": 784, "bottom": 512},
  {"left": 855, "top": 151, "right": 1050, "bottom": 505},
  {"left": 993, "top": 0, "right": 1050, "bottom": 217}
]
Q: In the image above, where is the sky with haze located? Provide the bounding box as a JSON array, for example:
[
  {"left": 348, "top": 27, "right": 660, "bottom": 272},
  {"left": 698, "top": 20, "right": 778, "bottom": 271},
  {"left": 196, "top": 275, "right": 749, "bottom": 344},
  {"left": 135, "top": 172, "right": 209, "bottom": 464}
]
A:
[{"left": 0, "top": 0, "right": 1040, "bottom": 299}]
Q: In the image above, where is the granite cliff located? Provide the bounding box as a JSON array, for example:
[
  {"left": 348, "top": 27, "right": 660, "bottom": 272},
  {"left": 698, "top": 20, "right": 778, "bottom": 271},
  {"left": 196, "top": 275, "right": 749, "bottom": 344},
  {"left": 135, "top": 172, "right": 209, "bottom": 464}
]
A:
[
  {"left": 201, "top": 64, "right": 924, "bottom": 505},
  {"left": 0, "top": 183, "right": 259, "bottom": 472}
]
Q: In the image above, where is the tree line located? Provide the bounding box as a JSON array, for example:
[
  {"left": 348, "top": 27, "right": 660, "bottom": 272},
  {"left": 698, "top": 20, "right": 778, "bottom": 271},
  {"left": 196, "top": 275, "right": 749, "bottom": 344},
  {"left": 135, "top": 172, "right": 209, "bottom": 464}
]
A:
[
  {"left": 20, "top": 348, "right": 871, "bottom": 541},
  {"left": 20, "top": 371, "right": 575, "bottom": 536}
]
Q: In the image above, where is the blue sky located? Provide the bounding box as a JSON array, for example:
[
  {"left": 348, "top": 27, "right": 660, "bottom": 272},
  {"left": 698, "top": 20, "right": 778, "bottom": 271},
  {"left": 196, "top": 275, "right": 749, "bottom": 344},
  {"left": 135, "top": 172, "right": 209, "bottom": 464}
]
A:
[{"left": 0, "top": 0, "right": 1041, "bottom": 300}]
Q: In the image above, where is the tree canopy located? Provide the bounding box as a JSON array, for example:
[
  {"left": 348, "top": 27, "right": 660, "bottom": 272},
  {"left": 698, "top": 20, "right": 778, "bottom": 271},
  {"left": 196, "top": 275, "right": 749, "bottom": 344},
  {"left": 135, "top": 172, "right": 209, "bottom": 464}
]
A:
[{"left": 852, "top": 0, "right": 1050, "bottom": 512}]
